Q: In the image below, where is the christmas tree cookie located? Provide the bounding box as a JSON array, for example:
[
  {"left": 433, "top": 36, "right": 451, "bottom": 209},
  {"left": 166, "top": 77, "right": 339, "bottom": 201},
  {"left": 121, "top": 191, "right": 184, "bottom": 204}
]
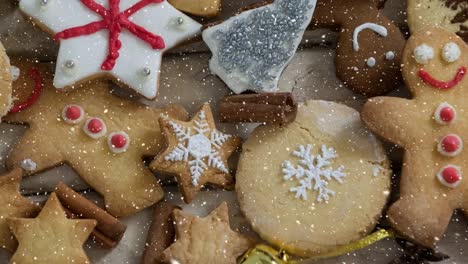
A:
[
  {"left": 362, "top": 28, "right": 468, "bottom": 248},
  {"left": 236, "top": 100, "right": 391, "bottom": 256},
  {"left": 19, "top": 0, "right": 202, "bottom": 99}
]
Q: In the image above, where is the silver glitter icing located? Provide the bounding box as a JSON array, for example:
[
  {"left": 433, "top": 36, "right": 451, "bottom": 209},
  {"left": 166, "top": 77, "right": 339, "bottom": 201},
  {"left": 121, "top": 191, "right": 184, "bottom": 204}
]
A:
[{"left": 212, "top": 0, "right": 314, "bottom": 92}]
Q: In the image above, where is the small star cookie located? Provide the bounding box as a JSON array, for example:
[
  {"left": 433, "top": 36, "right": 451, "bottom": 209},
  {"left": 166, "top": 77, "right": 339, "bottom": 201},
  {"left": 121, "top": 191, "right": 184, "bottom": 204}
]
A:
[
  {"left": 0, "top": 168, "right": 40, "bottom": 252},
  {"left": 19, "top": 0, "right": 202, "bottom": 99},
  {"left": 8, "top": 193, "right": 96, "bottom": 264},
  {"left": 162, "top": 202, "right": 253, "bottom": 264},
  {"left": 150, "top": 104, "right": 241, "bottom": 203},
  {"left": 5, "top": 59, "right": 188, "bottom": 217},
  {"left": 362, "top": 28, "right": 468, "bottom": 248}
]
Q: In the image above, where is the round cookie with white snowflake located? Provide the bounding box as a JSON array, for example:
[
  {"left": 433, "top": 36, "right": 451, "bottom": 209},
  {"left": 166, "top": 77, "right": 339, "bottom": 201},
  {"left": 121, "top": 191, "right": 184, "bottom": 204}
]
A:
[
  {"left": 0, "top": 41, "right": 13, "bottom": 118},
  {"left": 236, "top": 100, "right": 391, "bottom": 257}
]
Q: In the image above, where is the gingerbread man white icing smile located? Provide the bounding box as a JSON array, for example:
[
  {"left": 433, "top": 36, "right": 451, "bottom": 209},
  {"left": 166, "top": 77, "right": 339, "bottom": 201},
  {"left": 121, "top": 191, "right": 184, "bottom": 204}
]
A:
[{"left": 362, "top": 28, "right": 468, "bottom": 248}]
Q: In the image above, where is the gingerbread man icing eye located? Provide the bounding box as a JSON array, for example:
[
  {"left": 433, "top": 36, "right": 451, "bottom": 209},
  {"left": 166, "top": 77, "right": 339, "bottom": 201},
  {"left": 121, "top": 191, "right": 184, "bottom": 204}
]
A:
[
  {"left": 107, "top": 132, "right": 130, "bottom": 154},
  {"left": 62, "top": 105, "right": 84, "bottom": 124},
  {"left": 83, "top": 117, "right": 107, "bottom": 139},
  {"left": 414, "top": 44, "right": 434, "bottom": 64},
  {"left": 442, "top": 42, "right": 461, "bottom": 63}
]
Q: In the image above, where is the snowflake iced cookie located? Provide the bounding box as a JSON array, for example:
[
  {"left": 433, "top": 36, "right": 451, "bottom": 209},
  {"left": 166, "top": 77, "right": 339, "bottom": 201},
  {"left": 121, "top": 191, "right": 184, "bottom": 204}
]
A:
[
  {"left": 150, "top": 103, "right": 241, "bottom": 203},
  {"left": 407, "top": 0, "right": 468, "bottom": 42},
  {"left": 236, "top": 100, "right": 391, "bottom": 256},
  {"left": 311, "top": 0, "right": 405, "bottom": 96},
  {"left": 362, "top": 28, "right": 468, "bottom": 248},
  {"left": 19, "top": 0, "right": 202, "bottom": 100},
  {"left": 5, "top": 59, "right": 188, "bottom": 217},
  {"left": 8, "top": 193, "right": 96, "bottom": 264},
  {"left": 168, "top": 0, "right": 221, "bottom": 17},
  {"left": 202, "top": 0, "right": 317, "bottom": 94},
  {"left": 0, "top": 41, "right": 13, "bottom": 119}
]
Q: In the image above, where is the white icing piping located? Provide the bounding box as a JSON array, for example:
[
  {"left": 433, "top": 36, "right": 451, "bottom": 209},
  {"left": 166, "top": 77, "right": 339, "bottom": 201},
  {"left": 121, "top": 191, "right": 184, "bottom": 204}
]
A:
[{"left": 353, "top": 23, "right": 388, "bottom": 51}]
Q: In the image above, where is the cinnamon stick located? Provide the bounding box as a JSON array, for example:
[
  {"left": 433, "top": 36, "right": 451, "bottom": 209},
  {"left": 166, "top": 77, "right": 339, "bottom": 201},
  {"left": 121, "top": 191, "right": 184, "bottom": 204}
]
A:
[
  {"left": 55, "top": 182, "right": 126, "bottom": 248},
  {"left": 141, "top": 202, "right": 180, "bottom": 264},
  {"left": 219, "top": 92, "right": 297, "bottom": 125}
]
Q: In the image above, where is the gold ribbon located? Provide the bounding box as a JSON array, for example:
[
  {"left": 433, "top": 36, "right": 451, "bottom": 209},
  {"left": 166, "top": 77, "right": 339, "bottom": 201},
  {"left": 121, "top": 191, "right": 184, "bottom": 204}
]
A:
[{"left": 239, "top": 229, "right": 395, "bottom": 264}]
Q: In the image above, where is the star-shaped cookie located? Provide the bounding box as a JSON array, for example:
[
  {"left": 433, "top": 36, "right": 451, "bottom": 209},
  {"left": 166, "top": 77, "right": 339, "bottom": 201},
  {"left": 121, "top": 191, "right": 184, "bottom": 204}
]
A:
[
  {"left": 362, "top": 28, "right": 468, "bottom": 248},
  {"left": 5, "top": 59, "right": 188, "bottom": 217},
  {"left": 19, "top": 0, "right": 202, "bottom": 99},
  {"left": 0, "top": 168, "right": 40, "bottom": 252},
  {"left": 162, "top": 202, "right": 253, "bottom": 264},
  {"left": 150, "top": 104, "right": 241, "bottom": 203},
  {"left": 8, "top": 193, "right": 96, "bottom": 264}
]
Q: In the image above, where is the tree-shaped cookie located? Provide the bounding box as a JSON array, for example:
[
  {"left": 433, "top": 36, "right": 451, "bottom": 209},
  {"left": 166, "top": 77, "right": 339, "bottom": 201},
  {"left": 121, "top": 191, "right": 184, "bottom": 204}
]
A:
[
  {"left": 162, "top": 202, "right": 253, "bottom": 264},
  {"left": 8, "top": 193, "right": 96, "bottom": 263},
  {"left": 5, "top": 59, "right": 188, "bottom": 217},
  {"left": 311, "top": 0, "right": 405, "bottom": 96},
  {"left": 150, "top": 104, "right": 241, "bottom": 203},
  {"left": 0, "top": 168, "right": 40, "bottom": 252},
  {"left": 19, "top": 0, "right": 202, "bottom": 99},
  {"left": 362, "top": 28, "right": 468, "bottom": 248}
]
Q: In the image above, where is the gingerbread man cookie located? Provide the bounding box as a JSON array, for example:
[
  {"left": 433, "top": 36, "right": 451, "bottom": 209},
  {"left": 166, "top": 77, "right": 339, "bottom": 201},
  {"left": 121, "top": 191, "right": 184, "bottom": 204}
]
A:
[
  {"left": 407, "top": 0, "right": 468, "bottom": 42},
  {"left": 150, "top": 104, "right": 241, "bottom": 203},
  {"left": 362, "top": 28, "right": 468, "bottom": 248},
  {"left": 5, "top": 59, "right": 188, "bottom": 217},
  {"left": 311, "top": 0, "right": 405, "bottom": 96},
  {"left": 0, "top": 41, "right": 13, "bottom": 118},
  {"left": 19, "top": 0, "right": 202, "bottom": 99}
]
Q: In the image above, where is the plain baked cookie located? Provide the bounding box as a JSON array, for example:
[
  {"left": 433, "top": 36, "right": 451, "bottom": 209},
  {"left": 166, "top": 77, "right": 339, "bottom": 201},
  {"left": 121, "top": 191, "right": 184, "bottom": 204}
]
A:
[
  {"left": 0, "top": 41, "right": 12, "bottom": 118},
  {"left": 236, "top": 100, "right": 391, "bottom": 257},
  {"left": 407, "top": 0, "right": 468, "bottom": 42}
]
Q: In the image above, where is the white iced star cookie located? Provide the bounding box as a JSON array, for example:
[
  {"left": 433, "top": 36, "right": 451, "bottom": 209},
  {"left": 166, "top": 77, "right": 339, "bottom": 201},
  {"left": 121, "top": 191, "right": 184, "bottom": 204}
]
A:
[
  {"left": 236, "top": 100, "right": 391, "bottom": 257},
  {"left": 150, "top": 103, "right": 241, "bottom": 203},
  {"left": 202, "top": 0, "right": 316, "bottom": 94},
  {"left": 19, "top": 0, "right": 202, "bottom": 99}
]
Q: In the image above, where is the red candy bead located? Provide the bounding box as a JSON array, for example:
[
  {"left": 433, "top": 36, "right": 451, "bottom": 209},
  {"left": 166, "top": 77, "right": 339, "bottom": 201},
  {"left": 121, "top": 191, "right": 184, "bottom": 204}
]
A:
[
  {"left": 442, "top": 166, "right": 460, "bottom": 184},
  {"left": 111, "top": 134, "right": 127, "bottom": 148},
  {"left": 65, "top": 105, "right": 82, "bottom": 120},
  {"left": 438, "top": 134, "right": 463, "bottom": 157},
  {"left": 439, "top": 107, "right": 455, "bottom": 122},
  {"left": 87, "top": 118, "right": 103, "bottom": 134}
]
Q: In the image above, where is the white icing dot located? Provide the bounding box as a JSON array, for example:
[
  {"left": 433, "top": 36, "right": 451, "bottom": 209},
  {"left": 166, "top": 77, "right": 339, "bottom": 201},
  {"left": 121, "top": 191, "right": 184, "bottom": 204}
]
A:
[
  {"left": 21, "top": 159, "right": 37, "bottom": 171},
  {"left": 10, "top": 66, "right": 20, "bottom": 81},
  {"left": 352, "top": 66, "right": 359, "bottom": 72},
  {"left": 385, "top": 51, "right": 395, "bottom": 61},
  {"left": 414, "top": 44, "right": 434, "bottom": 64},
  {"left": 366, "top": 57, "right": 376, "bottom": 67},
  {"left": 442, "top": 42, "right": 461, "bottom": 63}
]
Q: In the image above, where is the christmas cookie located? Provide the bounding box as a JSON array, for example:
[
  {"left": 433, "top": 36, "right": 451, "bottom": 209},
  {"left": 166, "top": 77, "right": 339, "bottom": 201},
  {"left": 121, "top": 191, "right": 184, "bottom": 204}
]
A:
[
  {"left": 8, "top": 193, "right": 96, "bottom": 263},
  {"left": 407, "top": 0, "right": 468, "bottom": 42},
  {"left": 236, "top": 100, "right": 391, "bottom": 256},
  {"left": 168, "top": 0, "right": 221, "bottom": 17},
  {"left": 162, "top": 202, "right": 254, "bottom": 264},
  {"left": 150, "top": 104, "right": 241, "bottom": 203},
  {"left": 5, "top": 59, "right": 188, "bottom": 217},
  {"left": 0, "top": 168, "right": 40, "bottom": 252},
  {"left": 311, "top": 0, "right": 405, "bottom": 96},
  {"left": 202, "top": 0, "right": 317, "bottom": 94},
  {"left": 0, "top": 41, "right": 13, "bottom": 118},
  {"left": 361, "top": 28, "right": 468, "bottom": 248},
  {"left": 19, "top": 0, "right": 202, "bottom": 100}
]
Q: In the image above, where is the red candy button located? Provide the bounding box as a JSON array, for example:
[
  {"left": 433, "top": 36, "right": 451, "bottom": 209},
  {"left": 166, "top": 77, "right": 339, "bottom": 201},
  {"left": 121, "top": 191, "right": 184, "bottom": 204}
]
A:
[
  {"left": 111, "top": 133, "right": 127, "bottom": 148},
  {"left": 435, "top": 102, "right": 456, "bottom": 125},
  {"left": 83, "top": 117, "right": 107, "bottom": 139},
  {"left": 87, "top": 118, "right": 103, "bottom": 133},
  {"left": 438, "top": 134, "right": 463, "bottom": 157},
  {"left": 107, "top": 132, "right": 130, "bottom": 154},
  {"left": 62, "top": 104, "right": 84, "bottom": 124},
  {"left": 437, "top": 165, "right": 462, "bottom": 188}
]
